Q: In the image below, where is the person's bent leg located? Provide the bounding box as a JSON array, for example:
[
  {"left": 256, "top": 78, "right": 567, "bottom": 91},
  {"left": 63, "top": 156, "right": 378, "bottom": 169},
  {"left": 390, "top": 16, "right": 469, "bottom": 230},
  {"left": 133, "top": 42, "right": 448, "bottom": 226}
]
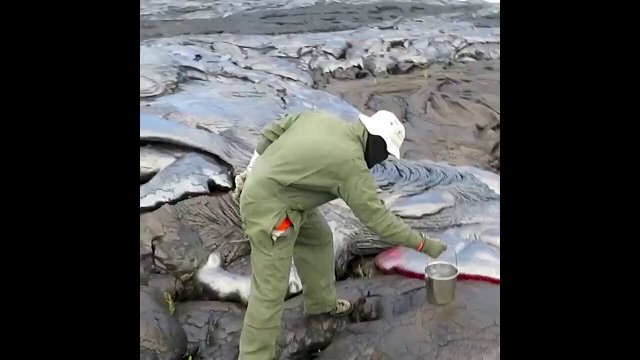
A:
[
  {"left": 293, "top": 209, "right": 337, "bottom": 315},
  {"left": 239, "top": 228, "right": 296, "bottom": 360}
]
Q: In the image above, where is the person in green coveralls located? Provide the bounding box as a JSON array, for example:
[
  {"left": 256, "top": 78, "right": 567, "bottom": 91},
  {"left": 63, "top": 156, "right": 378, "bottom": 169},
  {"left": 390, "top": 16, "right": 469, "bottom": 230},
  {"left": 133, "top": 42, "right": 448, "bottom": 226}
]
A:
[{"left": 233, "top": 110, "right": 448, "bottom": 360}]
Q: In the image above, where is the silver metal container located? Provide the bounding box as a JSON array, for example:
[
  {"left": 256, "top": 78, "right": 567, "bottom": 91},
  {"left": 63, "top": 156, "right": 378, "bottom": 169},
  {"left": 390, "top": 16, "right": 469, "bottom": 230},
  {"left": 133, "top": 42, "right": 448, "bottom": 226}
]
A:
[{"left": 424, "top": 252, "right": 459, "bottom": 306}]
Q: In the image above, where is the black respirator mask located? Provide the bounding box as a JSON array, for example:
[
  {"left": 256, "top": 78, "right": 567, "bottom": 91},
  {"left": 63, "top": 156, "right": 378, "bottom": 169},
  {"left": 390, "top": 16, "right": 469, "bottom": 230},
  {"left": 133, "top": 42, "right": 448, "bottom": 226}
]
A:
[{"left": 365, "top": 134, "right": 389, "bottom": 169}]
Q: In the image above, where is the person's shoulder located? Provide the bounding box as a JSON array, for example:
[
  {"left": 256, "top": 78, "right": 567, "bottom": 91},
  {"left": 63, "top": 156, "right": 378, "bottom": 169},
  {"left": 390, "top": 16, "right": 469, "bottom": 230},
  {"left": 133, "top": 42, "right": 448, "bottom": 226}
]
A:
[
  {"left": 298, "top": 110, "right": 343, "bottom": 122},
  {"left": 292, "top": 111, "right": 350, "bottom": 133},
  {"left": 298, "top": 109, "right": 356, "bottom": 121}
]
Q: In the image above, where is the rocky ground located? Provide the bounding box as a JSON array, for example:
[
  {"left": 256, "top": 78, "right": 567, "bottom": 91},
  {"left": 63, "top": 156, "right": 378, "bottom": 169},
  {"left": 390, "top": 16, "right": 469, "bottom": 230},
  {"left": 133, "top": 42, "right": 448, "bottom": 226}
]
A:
[
  {"left": 168, "top": 276, "right": 500, "bottom": 359},
  {"left": 321, "top": 59, "right": 500, "bottom": 172},
  {"left": 140, "top": 1, "right": 500, "bottom": 359},
  {"left": 140, "top": 1, "right": 497, "bottom": 39}
]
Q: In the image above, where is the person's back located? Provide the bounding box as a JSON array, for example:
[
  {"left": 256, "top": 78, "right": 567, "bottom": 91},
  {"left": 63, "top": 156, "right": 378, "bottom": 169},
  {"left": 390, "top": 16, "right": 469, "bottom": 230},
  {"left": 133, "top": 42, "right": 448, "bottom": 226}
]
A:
[{"left": 246, "top": 111, "right": 363, "bottom": 212}]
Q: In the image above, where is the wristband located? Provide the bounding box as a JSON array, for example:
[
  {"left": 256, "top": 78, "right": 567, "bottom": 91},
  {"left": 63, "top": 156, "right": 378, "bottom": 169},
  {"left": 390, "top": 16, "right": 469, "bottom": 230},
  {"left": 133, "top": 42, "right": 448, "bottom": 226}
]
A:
[{"left": 417, "top": 240, "right": 425, "bottom": 252}]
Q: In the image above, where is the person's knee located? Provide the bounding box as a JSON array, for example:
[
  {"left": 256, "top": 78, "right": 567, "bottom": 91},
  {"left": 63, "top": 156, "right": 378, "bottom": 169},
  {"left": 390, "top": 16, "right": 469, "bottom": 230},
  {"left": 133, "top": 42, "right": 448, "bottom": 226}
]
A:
[
  {"left": 246, "top": 276, "right": 289, "bottom": 328},
  {"left": 245, "top": 299, "right": 285, "bottom": 329}
]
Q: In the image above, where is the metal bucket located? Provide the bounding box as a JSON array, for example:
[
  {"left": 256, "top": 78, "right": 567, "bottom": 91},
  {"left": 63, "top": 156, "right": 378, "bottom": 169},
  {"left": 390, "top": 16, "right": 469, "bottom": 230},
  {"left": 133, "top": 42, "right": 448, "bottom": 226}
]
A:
[{"left": 425, "top": 251, "right": 459, "bottom": 306}]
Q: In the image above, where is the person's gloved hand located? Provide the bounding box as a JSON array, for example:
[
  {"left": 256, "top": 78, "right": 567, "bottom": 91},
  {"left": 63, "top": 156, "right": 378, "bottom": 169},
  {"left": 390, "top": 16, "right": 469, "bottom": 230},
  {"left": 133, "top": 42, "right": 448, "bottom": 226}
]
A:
[
  {"left": 232, "top": 170, "right": 248, "bottom": 202},
  {"left": 418, "top": 234, "right": 448, "bottom": 258},
  {"left": 232, "top": 151, "right": 260, "bottom": 202}
]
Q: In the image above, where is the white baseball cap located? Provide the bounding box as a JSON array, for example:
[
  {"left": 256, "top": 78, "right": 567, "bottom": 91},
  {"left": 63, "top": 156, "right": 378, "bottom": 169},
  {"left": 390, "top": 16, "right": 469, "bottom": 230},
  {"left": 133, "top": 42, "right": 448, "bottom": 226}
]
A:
[{"left": 358, "top": 110, "right": 405, "bottom": 159}]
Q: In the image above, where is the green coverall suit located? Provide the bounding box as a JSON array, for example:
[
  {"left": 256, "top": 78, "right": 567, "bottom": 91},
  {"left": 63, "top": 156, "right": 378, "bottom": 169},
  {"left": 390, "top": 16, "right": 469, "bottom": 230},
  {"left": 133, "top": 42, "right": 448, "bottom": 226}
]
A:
[{"left": 238, "top": 111, "right": 426, "bottom": 360}]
